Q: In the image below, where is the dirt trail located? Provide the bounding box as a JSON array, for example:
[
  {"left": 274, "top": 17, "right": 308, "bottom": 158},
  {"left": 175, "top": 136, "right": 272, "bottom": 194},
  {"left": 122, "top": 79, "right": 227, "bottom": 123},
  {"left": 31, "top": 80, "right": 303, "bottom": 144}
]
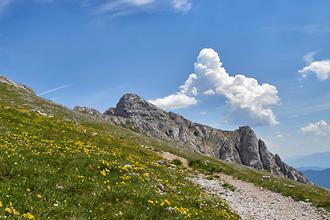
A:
[
  {"left": 191, "top": 173, "right": 330, "bottom": 220},
  {"left": 159, "top": 151, "right": 330, "bottom": 219}
]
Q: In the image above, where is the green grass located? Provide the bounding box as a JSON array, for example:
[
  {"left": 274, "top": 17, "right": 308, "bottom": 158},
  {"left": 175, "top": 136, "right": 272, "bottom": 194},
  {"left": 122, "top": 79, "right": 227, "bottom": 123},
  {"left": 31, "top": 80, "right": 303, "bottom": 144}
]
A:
[
  {"left": 80, "top": 108, "right": 330, "bottom": 213},
  {"left": 170, "top": 159, "right": 183, "bottom": 166},
  {"left": 77, "top": 99, "right": 330, "bottom": 213},
  {"left": 188, "top": 160, "right": 223, "bottom": 174},
  {"left": 222, "top": 183, "right": 236, "bottom": 192},
  {"left": 0, "top": 84, "right": 239, "bottom": 219},
  {"left": 74, "top": 88, "right": 330, "bottom": 213}
]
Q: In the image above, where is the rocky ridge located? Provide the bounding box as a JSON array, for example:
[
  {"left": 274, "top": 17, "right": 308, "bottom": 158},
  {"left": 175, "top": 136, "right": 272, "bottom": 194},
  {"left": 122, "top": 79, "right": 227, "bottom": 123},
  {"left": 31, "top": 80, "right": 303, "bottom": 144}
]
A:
[
  {"left": 74, "top": 93, "right": 309, "bottom": 183},
  {"left": 0, "top": 76, "right": 35, "bottom": 95}
]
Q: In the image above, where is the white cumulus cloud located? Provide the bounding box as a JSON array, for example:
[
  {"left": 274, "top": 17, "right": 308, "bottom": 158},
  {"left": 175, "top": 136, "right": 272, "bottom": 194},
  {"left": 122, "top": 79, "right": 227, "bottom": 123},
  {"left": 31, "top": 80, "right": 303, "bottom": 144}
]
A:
[
  {"left": 151, "top": 48, "right": 280, "bottom": 126},
  {"left": 149, "top": 93, "right": 197, "bottom": 109},
  {"left": 191, "top": 48, "right": 280, "bottom": 126},
  {"left": 149, "top": 72, "right": 198, "bottom": 109},
  {"left": 298, "top": 59, "right": 330, "bottom": 81},
  {"left": 301, "top": 120, "right": 330, "bottom": 136},
  {"left": 179, "top": 73, "right": 198, "bottom": 95}
]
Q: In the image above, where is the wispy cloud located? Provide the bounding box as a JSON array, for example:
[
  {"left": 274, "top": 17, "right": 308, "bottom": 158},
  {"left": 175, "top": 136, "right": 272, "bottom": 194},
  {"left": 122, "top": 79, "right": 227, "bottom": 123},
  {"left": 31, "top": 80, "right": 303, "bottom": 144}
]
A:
[
  {"left": 97, "top": 0, "right": 192, "bottom": 16},
  {"left": 303, "top": 51, "right": 318, "bottom": 64},
  {"left": 97, "top": 0, "right": 155, "bottom": 14},
  {"left": 280, "top": 99, "right": 330, "bottom": 118},
  {"left": 0, "top": 0, "right": 57, "bottom": 15},
  {"left": 38, "top": 84, "right": 72, "bottom": 96},
  {"left": 0, "top": 0, "right": 192, "bottom": 17},
  {"left": 0, "top": 0, "right": 15, "bottom": 13},
  {"left": 172, "top": 0, "right": 191, "bottom": 12}
]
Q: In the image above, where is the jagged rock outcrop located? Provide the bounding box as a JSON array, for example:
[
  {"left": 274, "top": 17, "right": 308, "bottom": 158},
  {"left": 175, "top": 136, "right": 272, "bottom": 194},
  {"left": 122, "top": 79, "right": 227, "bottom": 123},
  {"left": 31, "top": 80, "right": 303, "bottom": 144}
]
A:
[
  {"left": 73, "top": 106, "right": 105, "bottom": 119},
  {"left": 74, "top": 93, "right": 309, "bottom": 183},
  {"left": 0, "top": 76, "right": 35, "bottom": 94},
  {"left": 236, "top": 127, "right": 264, "bottom": 169}
]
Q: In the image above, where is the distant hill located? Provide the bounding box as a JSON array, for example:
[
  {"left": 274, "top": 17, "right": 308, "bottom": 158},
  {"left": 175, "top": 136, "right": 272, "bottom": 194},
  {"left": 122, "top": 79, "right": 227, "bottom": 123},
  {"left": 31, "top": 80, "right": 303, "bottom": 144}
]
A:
[
  {"left": 298, "top": 167, "right": 324, "bottom": 171},
  {"left": 302, "top": 169, "right": 330, "bottom": 189},
  {"left": 285, "top": 151, "right": 330, "bottom": 169}
]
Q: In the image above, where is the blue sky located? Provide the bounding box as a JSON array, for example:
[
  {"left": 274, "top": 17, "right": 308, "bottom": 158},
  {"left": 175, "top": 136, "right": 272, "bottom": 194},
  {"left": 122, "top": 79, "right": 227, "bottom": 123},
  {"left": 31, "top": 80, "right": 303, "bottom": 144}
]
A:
[{"left": 0, "top": 0, "right": 330, "bottom": 158}]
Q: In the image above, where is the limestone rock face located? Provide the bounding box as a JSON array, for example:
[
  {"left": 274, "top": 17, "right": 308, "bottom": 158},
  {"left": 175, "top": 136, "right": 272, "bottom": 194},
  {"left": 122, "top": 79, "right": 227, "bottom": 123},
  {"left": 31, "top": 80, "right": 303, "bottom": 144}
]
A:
[
  {"left": 219, "top": 139, "right": 242, "bottom": 164},
  {"left": 237, "top": 126, "right": 264, "bottom": 169},
  {"left": 259, "top": 139, "right": 275, "bottom": 171},
  {"left": 77, "top": 93, "right": 309, "bottom": 183}
]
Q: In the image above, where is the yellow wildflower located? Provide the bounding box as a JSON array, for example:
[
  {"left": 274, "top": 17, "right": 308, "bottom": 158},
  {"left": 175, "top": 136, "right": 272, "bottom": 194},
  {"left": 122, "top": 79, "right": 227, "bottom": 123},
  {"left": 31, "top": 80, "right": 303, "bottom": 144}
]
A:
[
  {"left": 5, "top": 207, "right": 12, "bottom": 214},
  {"left": 12, "top": 208, "right": 20, "bottom": 216},
  {"left": 174, "top": 206, "right": 190, "bottom": 217},
  {"left": 22, "top": 212, "right": 35, "bottom": 220},
  {"left": 100, "top": 169, "right": 107, "bottom": 177},
  {"left": 163, "top": 199, "right": 171, "bottom": 206}
]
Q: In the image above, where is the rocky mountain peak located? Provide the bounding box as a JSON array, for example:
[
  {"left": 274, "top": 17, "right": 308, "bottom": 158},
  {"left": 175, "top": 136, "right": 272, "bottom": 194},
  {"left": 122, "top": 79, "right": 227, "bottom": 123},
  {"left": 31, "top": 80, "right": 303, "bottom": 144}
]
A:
[
  {"left": 104, "top": 93, "right": 169, "bottom": 123},
  {"left": 237, "top": 126, "right": 264, "bottom": 169},
  {"left": 75, "top": 93, "right": 309, "bottom": 183},
  {"left": 107, "top": 93, "right": 163, "bottom": 118},
  {"left": 238, "top": 125, "right": 253, "bottom": 133}
]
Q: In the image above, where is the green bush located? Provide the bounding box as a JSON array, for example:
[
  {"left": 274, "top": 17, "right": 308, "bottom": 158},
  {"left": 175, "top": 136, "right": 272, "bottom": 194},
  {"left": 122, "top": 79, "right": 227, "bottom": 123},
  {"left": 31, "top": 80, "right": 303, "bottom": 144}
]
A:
[{"left": 171, "top": 159, "right": 182, "bottom": 166}]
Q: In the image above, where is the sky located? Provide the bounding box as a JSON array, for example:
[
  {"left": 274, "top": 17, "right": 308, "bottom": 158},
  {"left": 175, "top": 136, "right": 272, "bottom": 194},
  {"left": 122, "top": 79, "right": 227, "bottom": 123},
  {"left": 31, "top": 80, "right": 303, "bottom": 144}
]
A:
[{"left": 0, "top": 0, "right": 329, "bottom": 159}]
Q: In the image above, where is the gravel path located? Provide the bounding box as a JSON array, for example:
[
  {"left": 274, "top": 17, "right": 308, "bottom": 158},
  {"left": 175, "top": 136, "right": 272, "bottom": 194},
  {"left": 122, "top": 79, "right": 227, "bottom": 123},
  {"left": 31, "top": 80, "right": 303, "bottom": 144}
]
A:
[{"left": 191, "top": 173, "right": 330, "bottom": 220}]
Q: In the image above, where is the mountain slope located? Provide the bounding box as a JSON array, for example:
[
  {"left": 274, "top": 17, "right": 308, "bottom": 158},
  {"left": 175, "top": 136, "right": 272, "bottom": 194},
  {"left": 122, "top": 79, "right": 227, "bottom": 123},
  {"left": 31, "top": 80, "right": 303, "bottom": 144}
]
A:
[
  {"left": 0, "top": 78, "right": 239, "bottom": 219},
  {"left": 1, "top": 77, "right": 330, "bottom": 219},
  {"left": 76, "top": 93, "right": 308, "bottom": 183}
]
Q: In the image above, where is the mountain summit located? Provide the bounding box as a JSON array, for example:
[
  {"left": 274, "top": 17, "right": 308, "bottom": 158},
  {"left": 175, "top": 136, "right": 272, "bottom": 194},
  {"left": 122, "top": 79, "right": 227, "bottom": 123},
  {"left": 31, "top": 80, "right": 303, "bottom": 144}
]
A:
[{"left": 75, "top": 93, "right": 308, "bottom": 183}]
